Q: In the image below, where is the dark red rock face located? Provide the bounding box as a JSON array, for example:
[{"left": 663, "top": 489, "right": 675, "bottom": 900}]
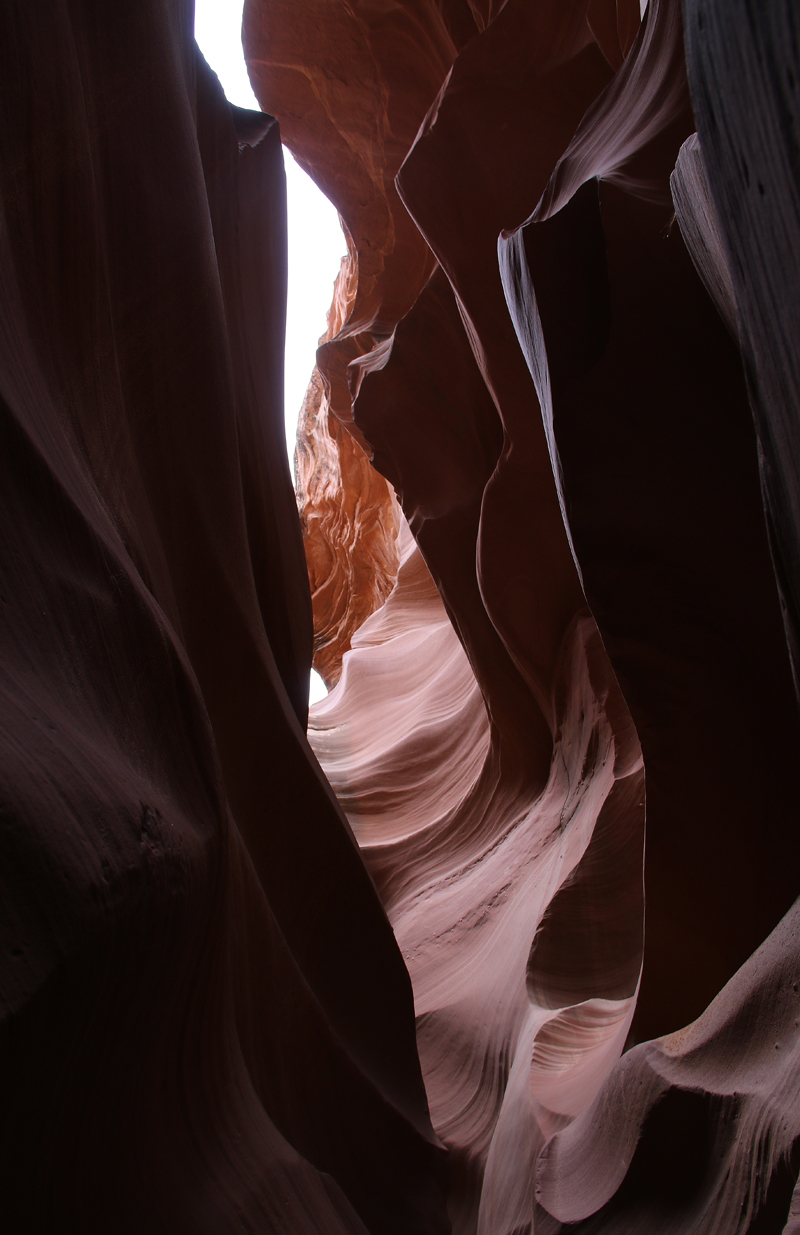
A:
[
  {"left": 0, "top": 4, "right": 445, "bottom": 1232},
  {"left": 2, "top": 0, "right": 799, "bottom": 1232}
]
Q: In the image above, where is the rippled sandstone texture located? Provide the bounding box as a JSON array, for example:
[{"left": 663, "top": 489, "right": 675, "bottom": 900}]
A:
[
  {"left": 248, "top": 0, "right": 800, "bottom": 1232},
  {"left": 2, "top": 0, "right": 799, "bottom": 1233}
]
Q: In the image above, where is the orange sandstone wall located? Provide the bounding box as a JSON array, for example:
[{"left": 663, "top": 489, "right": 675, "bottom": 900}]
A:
[
  {"left": 0, "top": 1, "right": 799, "bottom": 1233},
  {"left": 248, "top": 0, "right": 800, "bottom": 1232}
]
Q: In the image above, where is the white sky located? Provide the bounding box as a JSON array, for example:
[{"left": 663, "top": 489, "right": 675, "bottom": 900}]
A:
[{"left": 194, "top": 0, "right": 339, "bottom": 703}]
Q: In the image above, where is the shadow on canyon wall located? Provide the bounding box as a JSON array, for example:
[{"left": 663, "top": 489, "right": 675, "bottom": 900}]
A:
[{"left": 1, "top": 1, "right": 799, "bottom": 1232}]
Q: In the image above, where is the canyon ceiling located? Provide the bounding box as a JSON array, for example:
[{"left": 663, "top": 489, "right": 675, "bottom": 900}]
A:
[{"left": 1, "top": 0, "right": 799, "bottom": 1232}]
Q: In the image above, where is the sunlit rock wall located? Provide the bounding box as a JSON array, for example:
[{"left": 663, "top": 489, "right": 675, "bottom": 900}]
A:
[
  {"left": 248, "top": 0, "right": 800, "bottom": 1232},
  {"left": 1, "top": 0, "right": 798, "bottom": 1232}
]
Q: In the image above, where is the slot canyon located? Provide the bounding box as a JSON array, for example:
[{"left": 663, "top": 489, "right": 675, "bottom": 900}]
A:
[{"left": 1, "top": 0, "right": 799, "bottom": 1231}]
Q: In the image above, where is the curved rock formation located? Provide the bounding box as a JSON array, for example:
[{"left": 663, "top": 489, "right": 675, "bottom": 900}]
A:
[
  {"left": 245, "top": 0, "right": 455, "bottom": 681},
  {"left": 2, "top": 0, "right": 799, "bottom": 1232},
  {"left": 247, "top": 0, "right": 800, "bottom": 1231},
  {"left": 0, "top": 6, "right": 445, "bottom": 1231},
  {"left": 295, "top": 362, "right": 402, "bottom": 688}
]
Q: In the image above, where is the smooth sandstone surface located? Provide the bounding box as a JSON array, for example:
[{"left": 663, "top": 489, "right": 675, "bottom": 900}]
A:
[
  {"left": 248, "top": 0, "right": 800, "bottom": 1230},
  {"left": 0, "top": 5, "right": 446, "bottom": 1232},
  {"left": 2, "top": 0, "right": 799, "bottom": 1232}
]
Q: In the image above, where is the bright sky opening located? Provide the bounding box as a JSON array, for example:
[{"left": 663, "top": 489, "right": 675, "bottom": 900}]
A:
[{"left": 194, "top": 0, "right": 341, "bottom": 704}]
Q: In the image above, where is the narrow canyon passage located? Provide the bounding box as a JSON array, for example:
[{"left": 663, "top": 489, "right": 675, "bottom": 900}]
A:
[{"left": 1, "top": 2, "right": 799, "bottom": 1233}]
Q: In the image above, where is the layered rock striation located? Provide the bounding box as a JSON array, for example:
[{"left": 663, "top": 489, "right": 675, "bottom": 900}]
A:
[
  {"left": 1, "top": 0, "right": 799, "bottom": 1232},
  {"left": 0, "top": 5, "right": 445, "bottom": 1232},
  {"left": 249, "top": 0, "right": 800, "bottom": 1231}
]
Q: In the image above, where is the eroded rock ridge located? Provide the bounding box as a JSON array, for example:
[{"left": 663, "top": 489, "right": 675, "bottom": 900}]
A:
[{"left": 1, "top": 1, "right": 799, "bottom": 1232}]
